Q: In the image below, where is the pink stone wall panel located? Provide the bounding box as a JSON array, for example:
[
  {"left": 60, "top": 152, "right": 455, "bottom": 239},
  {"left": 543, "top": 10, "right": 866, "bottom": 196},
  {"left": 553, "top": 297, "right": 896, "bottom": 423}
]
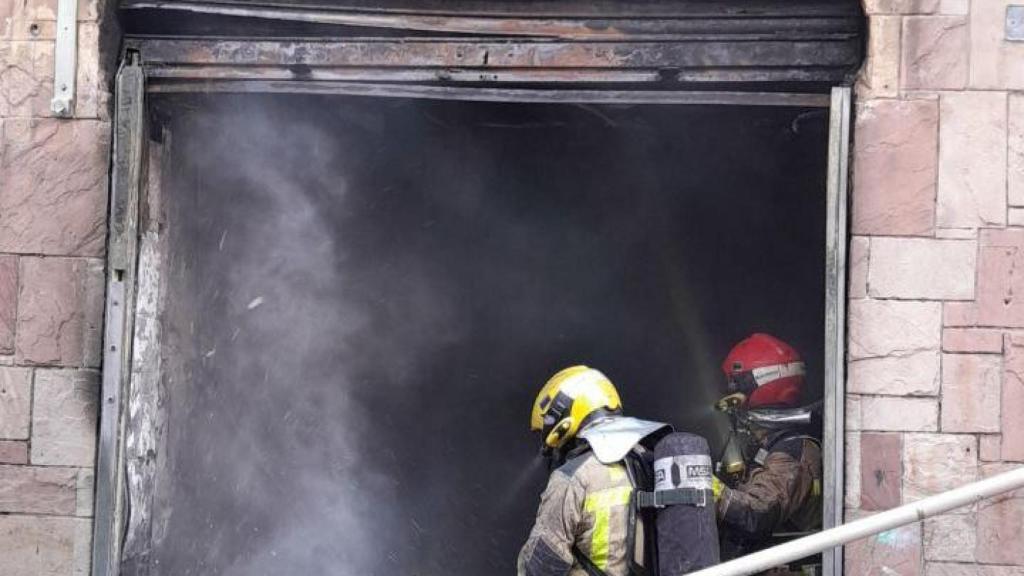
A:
[
  {"left": 852, "top": 99, "right": 938, "bottom": 236},
  {"left": 14, "top": 257, "right": 103, "bottom": 367},
  {"left": 851, "top": 0, "right": 1022, "bottom": 571},
  {"left": 861, "top": 396, "right": 939, "bottom": 431},
  {"left": 0, "top": 119, "right": 110, "bottom": 256},
  {"left": 847, "top": 430, "right": 862, "bottom": 508},
  {"left": 849, "top": 300, "right": 942, "bottom": 359},
  {"left": 923, "top": 513, "right": 976, "bottom": 562},
  {"left": 861, "top": 432, "right": 903, "bottom": 510},
  {"left": 1, "top": 42, "right": 55, "bottom": 118},
  {"left": 18, "top": 0, "right": 101, "bottom": 22},
  {"left": 969, "top": 0, "right": 1024, "bottom": 90},
  {"left": 903, "top": 433, "right": 977, "bottom": 502},
  {"left": 0, "top": 440, "right": 28, "bottom": 464},
  {"left": 943, "top": 302, "right": 978, "bottom": 327},
  {"left": 867, "top": 237, "right": 975, "bottom": 299},
  {"left": 849, "top": 236, "right": 870, "bottom": 298},
  {"left": 845, "top": 520, "right": 922, "bottom": 576},
  {"left": 978, "top": 434, "right": 1002, "bottom": 462},
  {"left": 976, "top": 464, "right": 1024, "bottom": 564},
  {"left": 0, "top": 2, "right": 12, "bottom": 39},
  {"left": 1011, "top": 95, "right": 1024, "bottom": 207},
  {"left": 935, "top": 229, "right": 978, "bottom": 240},
  {"left": 901, "top": 16, "right": 969, "bottom": 89},
  {"left": 936, "top": 92, "right": 1008, "bottom": 228},
  {"left": 847, "top": 395, "right": 863, "bottom": 431},
  {"left": 927, "top": 563, "right": 1024, "bottom": 576},
  {"left": 1009, "top": 208, "right": 1024, "bottom": 227},
  {"left": 30, "top": 369, "right": 98, "bottom": 467},
  {"left": 972, "top": 230, "right": 1024, "bottom": 327},
  {"left": 0, "top": 366, "right": 31, "bottom": 439},
  {"left": 0, "top": 515, "right": 91, "bottom": 576},
  {"left": 0, "top": 255, "right": 15, "bottom": 354},
  {"left": 849, "top": 351, "right": 940, "bottom": 396},
  {"left": 0, "top": 464, "right": 77, "bottom": 515},
  {"left": 941, "top": 329, "right": 1003, "bottom": 353},
  {"left": 858, "top": 16, "right": 901, "bottom": 97},
  {"left": 74, "top": 23, "right": 105, "bottom": 120},
  {"left": 75, "top": 470, "right": 92, "bottom": 517},
  {"left": 940, "top": 354, "right": 1001, "bottom": 433},
  {"left": 1002, "top": 336, "right": 1024, "bottom": 461}
]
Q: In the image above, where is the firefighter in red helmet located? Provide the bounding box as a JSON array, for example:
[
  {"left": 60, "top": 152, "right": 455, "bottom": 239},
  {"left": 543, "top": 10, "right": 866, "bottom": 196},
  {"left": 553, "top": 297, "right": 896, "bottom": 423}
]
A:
[{"left": 712, "top": 334, "right": 823, "bottom": 564}]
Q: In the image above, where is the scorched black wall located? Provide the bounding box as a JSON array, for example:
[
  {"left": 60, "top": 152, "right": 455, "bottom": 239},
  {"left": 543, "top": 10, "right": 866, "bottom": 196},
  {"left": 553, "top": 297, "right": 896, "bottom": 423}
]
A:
[{"left": 140, "top": 95, "right": 828, "bottom": 575}]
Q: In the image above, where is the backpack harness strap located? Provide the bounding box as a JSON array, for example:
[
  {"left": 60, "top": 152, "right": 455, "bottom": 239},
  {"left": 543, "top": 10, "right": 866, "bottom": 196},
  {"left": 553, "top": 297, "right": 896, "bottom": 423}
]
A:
[
  {"left": 635, "top": 487, "right": 713, "bottom": 509},
  {"left": 572, "top": 546, "right": 610, "bottom": 576}
]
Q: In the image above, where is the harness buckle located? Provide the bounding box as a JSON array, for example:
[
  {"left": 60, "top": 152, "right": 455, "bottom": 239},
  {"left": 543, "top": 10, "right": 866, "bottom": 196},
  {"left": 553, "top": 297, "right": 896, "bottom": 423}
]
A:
[
  {"left": 695, "top": 488, "right": 708, "bottom": 508},
  {"left": 653, "top": 491, "right": 666, "bottom": 508}
]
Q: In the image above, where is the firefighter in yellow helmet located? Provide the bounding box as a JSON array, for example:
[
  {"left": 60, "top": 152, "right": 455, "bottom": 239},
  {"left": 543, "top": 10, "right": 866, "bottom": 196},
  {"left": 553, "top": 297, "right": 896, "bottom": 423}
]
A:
[{"left": 517, "top": 366, "right": 669, "bottom": 576}]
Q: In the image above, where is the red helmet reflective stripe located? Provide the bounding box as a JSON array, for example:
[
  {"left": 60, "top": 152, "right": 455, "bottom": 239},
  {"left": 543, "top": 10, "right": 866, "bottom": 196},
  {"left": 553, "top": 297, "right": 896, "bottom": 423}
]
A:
[
  {"left": 722, "top": 333, "right": 805, "bottom": 408},
  {"left": 751, "top": 361, "right": 805, "bottom": 387}
]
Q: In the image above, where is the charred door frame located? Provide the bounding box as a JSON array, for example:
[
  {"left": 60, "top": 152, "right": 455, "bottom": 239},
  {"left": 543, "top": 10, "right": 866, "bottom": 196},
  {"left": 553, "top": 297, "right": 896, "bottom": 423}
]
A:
[
  {"left": 95, "top": 53, "right": 145, "bottom": 576},
  {"left": 824, "top": 86, "right": 851, "bottom": 576},
  {"left": 96, "top": 4, "right": 858, "bottom": 573}
]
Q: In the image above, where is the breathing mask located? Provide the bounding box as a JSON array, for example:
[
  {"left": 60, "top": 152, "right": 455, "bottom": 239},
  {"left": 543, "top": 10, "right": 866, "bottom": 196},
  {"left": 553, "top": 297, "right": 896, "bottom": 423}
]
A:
[{"left": 713, "top": 394, "right": 822, "bottom": 484}]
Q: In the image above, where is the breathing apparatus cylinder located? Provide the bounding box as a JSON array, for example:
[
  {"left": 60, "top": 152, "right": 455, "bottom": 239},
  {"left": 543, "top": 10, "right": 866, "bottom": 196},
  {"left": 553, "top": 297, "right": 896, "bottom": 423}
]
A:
[{"left": 651, "top": 432, "right": 720, "bottom": 575}]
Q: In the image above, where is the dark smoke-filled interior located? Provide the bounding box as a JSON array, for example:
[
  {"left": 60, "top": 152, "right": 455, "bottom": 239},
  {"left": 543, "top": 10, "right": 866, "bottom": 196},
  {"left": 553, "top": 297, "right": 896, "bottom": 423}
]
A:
[{"left": 141, "top": 95, "right": 828, "bottom": 575}]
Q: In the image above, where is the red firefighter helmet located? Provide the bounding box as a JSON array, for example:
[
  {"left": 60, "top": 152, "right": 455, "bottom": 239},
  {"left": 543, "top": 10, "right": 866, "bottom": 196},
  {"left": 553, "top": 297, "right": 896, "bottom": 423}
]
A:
[{"left": 721, "top": 333, "right": 805, "bottom": 409}]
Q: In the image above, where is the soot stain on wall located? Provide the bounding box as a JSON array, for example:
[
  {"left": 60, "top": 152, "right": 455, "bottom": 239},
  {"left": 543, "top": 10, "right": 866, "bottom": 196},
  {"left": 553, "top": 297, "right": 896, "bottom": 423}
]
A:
[{"left": 143, "top": 95, "right": 827, "bottom": 575}]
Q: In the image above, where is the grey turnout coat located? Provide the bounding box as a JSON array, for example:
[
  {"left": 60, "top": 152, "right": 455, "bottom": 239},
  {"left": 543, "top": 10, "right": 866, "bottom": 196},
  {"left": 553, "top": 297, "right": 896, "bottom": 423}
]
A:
[
  {"left": 517, "top": 451, "right": 636, "bottom": 576},
  {"left": 717, "top": 432, "right": 823, "bottom": 542},
  {"left": 517, "top": 417, "right": 668, "bottom": 576}
]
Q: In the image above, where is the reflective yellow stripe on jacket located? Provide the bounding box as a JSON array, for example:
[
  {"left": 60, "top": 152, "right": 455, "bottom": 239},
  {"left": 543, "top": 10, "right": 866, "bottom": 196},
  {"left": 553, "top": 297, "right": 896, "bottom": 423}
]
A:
[{"left": 583, "top": 485, "right": 633, "bottom": 569}]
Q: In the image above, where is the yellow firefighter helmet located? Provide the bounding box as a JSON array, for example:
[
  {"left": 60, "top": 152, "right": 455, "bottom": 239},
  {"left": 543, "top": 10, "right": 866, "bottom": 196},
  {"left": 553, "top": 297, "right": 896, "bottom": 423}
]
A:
[{"left": 531, "top": 366, "right": 622, "bottom": 450}]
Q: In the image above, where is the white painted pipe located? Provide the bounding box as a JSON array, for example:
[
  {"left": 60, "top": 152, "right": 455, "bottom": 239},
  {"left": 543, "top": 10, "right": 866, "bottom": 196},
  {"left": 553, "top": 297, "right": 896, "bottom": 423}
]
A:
[{"left": 686, "top": 466, "right": 1024, "bottom": 576}]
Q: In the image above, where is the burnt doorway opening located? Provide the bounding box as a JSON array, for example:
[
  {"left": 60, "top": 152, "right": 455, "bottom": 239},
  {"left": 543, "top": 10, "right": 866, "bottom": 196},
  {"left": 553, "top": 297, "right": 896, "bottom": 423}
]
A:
[
  {"left": 122, "top": 93, "right": 833, "bottom": 575},
  {"left": 96, "top": 3, "right": 863, "bottom": 575}
]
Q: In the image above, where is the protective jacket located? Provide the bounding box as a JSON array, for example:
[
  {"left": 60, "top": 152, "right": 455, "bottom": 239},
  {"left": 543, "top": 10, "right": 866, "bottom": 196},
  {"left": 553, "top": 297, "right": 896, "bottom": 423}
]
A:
[
  {"left": 517, "top": 450, "right": 637, "bottom": 576},
  {"left": 518, "top": 417, "right": 669, "bottom": 576},
  {"left": 716, "top": 430, "right": 822, "bottom": 544}
]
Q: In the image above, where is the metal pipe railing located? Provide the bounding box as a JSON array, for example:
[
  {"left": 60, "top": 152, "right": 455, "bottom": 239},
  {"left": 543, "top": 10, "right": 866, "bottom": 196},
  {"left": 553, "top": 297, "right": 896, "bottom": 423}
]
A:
[{"left": 687, "top": 466, "right": 1024, "bottom": 576}]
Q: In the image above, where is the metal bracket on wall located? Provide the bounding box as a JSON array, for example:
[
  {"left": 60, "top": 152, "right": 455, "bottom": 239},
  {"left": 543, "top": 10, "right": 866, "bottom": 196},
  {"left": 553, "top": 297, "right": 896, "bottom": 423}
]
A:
[
  {"left": 1008, "top": 6, "right": 1024, "bottom": 41},
  {"left": 50, "top": 0, "right": 78, "bottom": 116}
]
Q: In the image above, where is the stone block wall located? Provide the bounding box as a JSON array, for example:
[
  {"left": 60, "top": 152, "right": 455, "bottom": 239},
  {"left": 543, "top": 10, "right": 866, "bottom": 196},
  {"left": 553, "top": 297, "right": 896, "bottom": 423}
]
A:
[
  {"left": 847, "top": 1, "right": 1024, "bottom": 574},
  {"left": 0, "top": 0, "right": 112, "bottom": 574},
  {"left": 1, "top": 0, "right": 1022, "bottom": 574}
]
